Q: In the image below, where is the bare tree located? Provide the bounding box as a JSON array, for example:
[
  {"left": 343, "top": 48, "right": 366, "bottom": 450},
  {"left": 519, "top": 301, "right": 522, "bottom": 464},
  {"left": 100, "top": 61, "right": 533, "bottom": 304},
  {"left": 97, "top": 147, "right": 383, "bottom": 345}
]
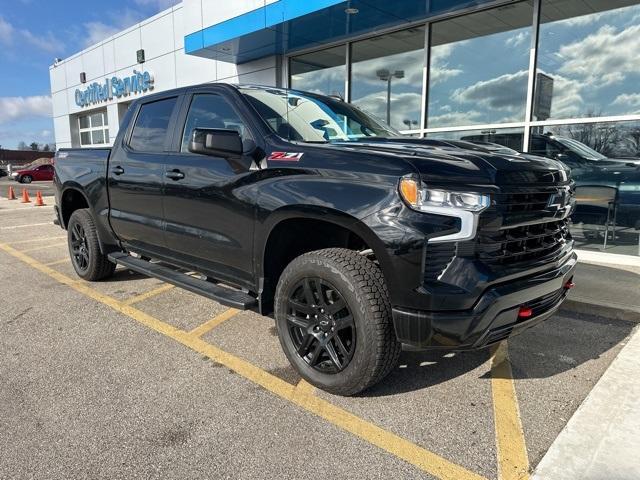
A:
[
  {"left": 29, "top": 142, "right": 39, "bottom": 151},
  {"left": 17, "top": 141, "right": 27, "bottom": 150},
  {"left": 564, "top": 111, "right": 622, "bottom": 156},
  {"left": 623, "top": 128, "right": 640, "bottom": 157}
]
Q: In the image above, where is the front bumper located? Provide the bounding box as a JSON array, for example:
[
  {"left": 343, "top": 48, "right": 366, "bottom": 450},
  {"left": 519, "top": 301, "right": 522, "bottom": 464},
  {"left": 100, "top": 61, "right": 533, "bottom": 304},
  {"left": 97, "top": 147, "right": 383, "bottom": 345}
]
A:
[{"left": 392, "top": 252, "right": 577, "bottom": 349}]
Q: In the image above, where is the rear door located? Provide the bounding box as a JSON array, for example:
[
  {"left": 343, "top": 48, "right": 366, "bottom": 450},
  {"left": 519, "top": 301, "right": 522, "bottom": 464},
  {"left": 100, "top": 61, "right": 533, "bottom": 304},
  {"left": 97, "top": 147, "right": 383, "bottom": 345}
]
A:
[
  {"left": 107, "top": 95, "right": 182, "bottom": 254},
  {"left": 161, "top": 87, "right": 258, "bottom": 286}
]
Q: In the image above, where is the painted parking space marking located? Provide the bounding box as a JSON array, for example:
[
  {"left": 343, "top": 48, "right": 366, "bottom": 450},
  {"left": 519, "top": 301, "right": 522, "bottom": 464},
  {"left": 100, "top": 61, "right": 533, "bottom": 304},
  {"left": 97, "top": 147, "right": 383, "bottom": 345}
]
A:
[
  {"left": 0, "top": 222, "right": 53, "bottom": 230},
  {"left": 123, "top": 284, "right": 175, "bottom": 305},
  {"left": 491, "top": 342, "right": 530, "bottom": 480},
  {"left": 0, "top": 241, "right": 488, "bottom": 480},
  {"left": 5, "top": 235, "right": 66, "bottom": 245},
  {"left": 45, "top": 258, "right": 70, "bottom": 266},
  {"left": 20, "top": 242, "right": 67, "bottom": 253},
  {"left": 189, "top": 308, "right": 240, "bottom": 337}
]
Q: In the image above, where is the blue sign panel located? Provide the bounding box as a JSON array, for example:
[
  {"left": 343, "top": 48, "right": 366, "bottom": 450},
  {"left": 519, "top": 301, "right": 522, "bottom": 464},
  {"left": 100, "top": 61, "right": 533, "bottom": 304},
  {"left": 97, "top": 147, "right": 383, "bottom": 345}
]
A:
[{"left": 75, "top": 70, "right": 154, "bottom": 107}]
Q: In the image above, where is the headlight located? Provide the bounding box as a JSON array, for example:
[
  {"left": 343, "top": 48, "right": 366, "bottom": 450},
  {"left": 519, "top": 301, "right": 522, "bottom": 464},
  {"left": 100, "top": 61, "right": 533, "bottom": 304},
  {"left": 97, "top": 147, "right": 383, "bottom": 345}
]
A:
[{"left": 399, "top": 178, "right": 490, "bottom": 213}]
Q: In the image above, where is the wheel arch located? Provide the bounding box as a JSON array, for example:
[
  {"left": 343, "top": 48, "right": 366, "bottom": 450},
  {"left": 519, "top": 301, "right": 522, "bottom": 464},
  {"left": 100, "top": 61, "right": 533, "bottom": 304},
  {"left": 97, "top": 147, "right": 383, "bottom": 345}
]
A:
[{"left": 257, "top": 206, "right": 393, "bottom": 314}]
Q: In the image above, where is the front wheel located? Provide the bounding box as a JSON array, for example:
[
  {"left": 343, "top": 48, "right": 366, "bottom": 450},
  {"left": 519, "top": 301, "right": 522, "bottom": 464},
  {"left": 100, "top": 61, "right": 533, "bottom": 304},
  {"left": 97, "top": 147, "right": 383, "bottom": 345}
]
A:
[
  {"left": 20, "top": 175, "right": 32, "bottom": 184},
  {"left": 67, "top": 209, "right": 116, "bottom": 281},
  {"left": 274, "top": 248, "right": 401, "bottom": 396}
]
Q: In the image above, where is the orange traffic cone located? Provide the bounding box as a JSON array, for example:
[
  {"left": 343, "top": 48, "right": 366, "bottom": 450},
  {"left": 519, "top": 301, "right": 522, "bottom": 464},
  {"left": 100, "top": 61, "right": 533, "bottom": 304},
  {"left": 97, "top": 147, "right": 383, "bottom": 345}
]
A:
[
  {"left": 21, "top": 188, "right": 31, "bottom": 203},
  {"left": 35, "top": 191, "right": 45, "bottom": 207},
  {"left": 8, "top": 186, "right": 16, "bottom": 200}
]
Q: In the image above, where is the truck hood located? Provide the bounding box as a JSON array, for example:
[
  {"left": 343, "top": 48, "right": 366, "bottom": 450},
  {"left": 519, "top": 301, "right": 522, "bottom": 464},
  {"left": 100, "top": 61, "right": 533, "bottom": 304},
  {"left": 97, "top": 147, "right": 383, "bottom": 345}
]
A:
[{"left": 330, "top": 139, "right": 570, "bottom": 186}]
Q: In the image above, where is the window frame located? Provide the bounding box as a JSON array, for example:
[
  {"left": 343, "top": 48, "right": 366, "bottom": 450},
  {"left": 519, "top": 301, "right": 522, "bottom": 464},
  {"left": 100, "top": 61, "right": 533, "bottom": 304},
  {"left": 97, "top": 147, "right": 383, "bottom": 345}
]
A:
[
  {"left": 125, "top": 95, "right": 182, "bottom": 154},
  {"left": 78, "top": 109, "right": 109, "bottom": 147},
  {"left": 283, "top": 0, "right": 640, "bottom": 151}
]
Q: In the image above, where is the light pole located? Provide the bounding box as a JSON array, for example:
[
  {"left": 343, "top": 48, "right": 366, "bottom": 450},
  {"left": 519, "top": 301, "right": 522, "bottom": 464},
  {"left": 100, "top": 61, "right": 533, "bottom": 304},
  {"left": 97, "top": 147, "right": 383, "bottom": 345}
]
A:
[{"left": 376, "top": 69, "right": 404, "bottom": 125}]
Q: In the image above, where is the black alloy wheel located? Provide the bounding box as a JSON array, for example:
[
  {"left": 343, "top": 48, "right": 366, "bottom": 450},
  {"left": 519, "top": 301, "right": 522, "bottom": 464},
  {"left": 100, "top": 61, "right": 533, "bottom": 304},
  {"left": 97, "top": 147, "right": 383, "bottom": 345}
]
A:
[
  {"left": 70, "top": 221, "right": 90, "bottom": 273},
  {"left": 286, "top": 278, "right": 356, "bottom": 373}
]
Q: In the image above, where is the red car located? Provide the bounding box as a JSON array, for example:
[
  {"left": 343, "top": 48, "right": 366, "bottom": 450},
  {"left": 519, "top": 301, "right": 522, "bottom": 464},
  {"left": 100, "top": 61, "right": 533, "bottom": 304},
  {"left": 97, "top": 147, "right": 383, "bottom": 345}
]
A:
[{"left": 14, "top": 164, "right": 54, "bottom": 183}]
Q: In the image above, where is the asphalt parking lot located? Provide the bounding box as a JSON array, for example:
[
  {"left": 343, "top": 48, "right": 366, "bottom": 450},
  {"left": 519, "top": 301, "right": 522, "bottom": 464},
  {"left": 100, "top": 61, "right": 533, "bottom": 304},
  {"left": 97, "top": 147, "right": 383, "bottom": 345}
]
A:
[{"left": 1, "top": 205, "right": 636, "bottom": 479}]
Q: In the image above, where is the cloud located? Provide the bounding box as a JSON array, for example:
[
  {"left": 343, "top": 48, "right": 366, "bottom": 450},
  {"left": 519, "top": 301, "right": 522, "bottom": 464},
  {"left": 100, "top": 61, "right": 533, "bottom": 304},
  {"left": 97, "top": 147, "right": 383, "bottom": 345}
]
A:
[
  {"left": 557, "top": 24, "right": 640, "bottom": 87},
  {"left": 134, "top": 0, "right": 179, "bottom": 9},
  {"left": 0, "top": 15, "right": 62, "bottom": 54},
  {"left": 0, "top": 96, "right": 52, "bottom": 124},
  {"left": 505, "top": 31, "right": 529, "bottom": 48},
  {"left": 612, "top": 93, "right": 640, "bottom": 113},
  {"left": 429, "top": 43, "right": 463, "bottom": 86},
  {"left": 427, "top": 110, "right": 483, "bottom": 127},
  {"left": 82, "top": 9, "right": 147, "bottom": 47},
  {"left": 452, "top": 70, "right": 528, "bottom": 112}
]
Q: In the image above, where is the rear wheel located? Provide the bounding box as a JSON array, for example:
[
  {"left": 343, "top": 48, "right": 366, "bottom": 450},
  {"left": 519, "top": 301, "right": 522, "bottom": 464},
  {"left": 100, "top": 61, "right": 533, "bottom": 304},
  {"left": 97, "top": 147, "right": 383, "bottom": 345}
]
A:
[
  {"left": 67, "top": 209, "right": 116, "bottom": 281},
  {"left": 275, "top": 248, "right": 400, "bottom": 396}
]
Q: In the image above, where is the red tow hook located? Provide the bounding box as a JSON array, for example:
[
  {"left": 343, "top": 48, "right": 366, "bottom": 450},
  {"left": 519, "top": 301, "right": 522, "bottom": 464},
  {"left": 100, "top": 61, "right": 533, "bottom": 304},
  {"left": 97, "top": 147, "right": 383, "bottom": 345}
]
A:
[
  {"left": 564, "top": 279, "right": 576, "bottom": 289},
  {"left": 518, "top": 306, "right": 533, "bottom": 319}
]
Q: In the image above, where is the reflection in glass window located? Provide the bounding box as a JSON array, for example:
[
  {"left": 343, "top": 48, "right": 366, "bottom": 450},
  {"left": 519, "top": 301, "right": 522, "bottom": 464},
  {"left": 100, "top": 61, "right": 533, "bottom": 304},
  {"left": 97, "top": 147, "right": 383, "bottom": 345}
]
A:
[
  {"left": 181, "top": 94, "right": 248, "bottom": 152},
  {"left": 129, "top": 97, "right": 177, "bottom": 152},
  {"left": 290, "top": 46, "right": 346, "bottom": 97},
  {"left": 529, "top": 121, "right": 640, "bottom": 256},
  {"left": 536, "top": 1, "right": 640, "bottom": 120},
  {"left": 427, "top": 127, "right": 525, "bottom": 152},
  {"left": 427, "top": 2, "right": 534, "bottom": 128},
  {"left": 350, "top": 27, "right": 425, "bottom": 131}
]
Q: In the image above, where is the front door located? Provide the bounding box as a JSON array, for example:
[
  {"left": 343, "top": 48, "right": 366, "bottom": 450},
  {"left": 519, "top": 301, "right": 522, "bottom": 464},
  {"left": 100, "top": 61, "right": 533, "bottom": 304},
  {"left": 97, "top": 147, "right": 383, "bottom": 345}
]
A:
[
  {"left": 162, "top": 90, "right": 257, "bottom": 287},
  {"left": 108, "top": 95, "right": 180, "bottom": 254}
]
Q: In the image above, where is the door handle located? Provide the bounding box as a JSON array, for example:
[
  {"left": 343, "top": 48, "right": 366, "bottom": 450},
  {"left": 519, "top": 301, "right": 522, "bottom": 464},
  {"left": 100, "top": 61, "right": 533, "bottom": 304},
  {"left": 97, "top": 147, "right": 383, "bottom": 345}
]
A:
[
  {"left": 112, "top": 166, "right": 125, "bottom": 175},
  {"left": 165, "top": 170, "right": 185, "bottom": 180}
]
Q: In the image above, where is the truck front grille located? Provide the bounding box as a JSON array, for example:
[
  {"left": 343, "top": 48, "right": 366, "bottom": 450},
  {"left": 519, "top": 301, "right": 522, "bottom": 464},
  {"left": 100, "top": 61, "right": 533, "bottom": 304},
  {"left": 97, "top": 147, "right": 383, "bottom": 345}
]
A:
[{"left": 476, "top": 219, "right": 571, "bottom": 265}]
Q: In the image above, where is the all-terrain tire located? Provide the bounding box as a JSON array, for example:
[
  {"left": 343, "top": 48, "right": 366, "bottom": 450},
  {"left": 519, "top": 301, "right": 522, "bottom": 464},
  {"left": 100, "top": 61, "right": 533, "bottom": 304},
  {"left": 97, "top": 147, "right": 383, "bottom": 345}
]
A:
[
  {"left": 274, "top": 248, "right": 401, "bottom": 396},
  {"left": 67, "top": 209, "right": 116, "bottom": 281}
]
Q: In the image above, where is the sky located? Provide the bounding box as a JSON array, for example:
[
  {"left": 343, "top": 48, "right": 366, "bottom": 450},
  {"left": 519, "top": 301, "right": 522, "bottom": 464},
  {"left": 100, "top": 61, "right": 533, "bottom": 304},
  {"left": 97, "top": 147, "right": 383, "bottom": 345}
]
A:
[{"left": 0, "top": 0, "right": 178, "bottom": 149}]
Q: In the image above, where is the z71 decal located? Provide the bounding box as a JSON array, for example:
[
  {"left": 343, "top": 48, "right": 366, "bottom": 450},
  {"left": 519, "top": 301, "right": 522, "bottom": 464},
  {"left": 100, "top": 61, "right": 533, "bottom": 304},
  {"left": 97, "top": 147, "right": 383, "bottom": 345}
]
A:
[{"left": 268, "top": 152, "right": 304, "bottom": 161}]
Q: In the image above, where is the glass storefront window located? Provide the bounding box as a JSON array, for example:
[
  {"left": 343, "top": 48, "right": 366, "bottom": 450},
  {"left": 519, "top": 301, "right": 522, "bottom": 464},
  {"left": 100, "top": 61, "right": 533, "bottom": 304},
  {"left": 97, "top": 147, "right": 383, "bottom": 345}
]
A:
[
  {"left": 290, "top": 46, "right": 346, "bottom": 97},
  {"left": 536, "top": 1, "right": 640, "bottom": 121},
  {"left": 529, "top": 122, "right": 640, "bottom": 256},
  {"left": 350, "top": 27, "right": 425, "bottom": 130},
  {"left": 427, "top": 127, "right": 525, "bottom": 152},
  {"left": 427, "top": 2, "right": 534, "bottom": 128}
]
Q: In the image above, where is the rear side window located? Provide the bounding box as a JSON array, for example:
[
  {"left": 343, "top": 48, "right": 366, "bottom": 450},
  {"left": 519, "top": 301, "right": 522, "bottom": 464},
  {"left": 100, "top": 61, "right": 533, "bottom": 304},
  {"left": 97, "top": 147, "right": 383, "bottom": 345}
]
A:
[{"left": 129, "top": 97, "right": 178, "bottom": 152}]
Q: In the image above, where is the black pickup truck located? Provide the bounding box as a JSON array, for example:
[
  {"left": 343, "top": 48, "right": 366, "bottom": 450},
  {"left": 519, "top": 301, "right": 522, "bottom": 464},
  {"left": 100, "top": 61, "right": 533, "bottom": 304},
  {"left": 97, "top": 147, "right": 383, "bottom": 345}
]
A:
[{"left": 54, "top": 84, "right": 577, "bottom": 395}]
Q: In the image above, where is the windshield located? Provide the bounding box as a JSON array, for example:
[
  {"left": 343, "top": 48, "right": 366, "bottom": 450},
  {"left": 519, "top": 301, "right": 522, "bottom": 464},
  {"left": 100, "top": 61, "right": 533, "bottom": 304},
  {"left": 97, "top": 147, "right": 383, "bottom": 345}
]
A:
[
  {"left": 240, "top": 87, "right": 400, "bottom": 143},
  {"left": 555, "top": 137, "right": 607, "bottom": 161}
]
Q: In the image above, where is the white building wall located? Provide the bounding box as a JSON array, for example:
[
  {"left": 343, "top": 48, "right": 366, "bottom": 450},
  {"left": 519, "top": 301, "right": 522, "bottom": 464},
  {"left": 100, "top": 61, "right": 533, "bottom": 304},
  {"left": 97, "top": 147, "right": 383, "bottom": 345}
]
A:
[{"left": 50, "top": 2, "right": 279, "bottom": 149}]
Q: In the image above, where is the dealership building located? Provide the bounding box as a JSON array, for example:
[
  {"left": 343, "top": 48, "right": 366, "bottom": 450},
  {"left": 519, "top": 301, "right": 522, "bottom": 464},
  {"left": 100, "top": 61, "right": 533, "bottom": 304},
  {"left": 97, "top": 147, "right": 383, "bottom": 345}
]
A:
[{"left": 50, "top": 0, "right": 640, "bottom": 258}]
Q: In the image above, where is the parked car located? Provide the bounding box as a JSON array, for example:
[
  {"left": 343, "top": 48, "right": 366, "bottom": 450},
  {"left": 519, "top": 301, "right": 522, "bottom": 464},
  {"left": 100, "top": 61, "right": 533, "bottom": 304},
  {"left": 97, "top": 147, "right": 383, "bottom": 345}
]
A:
[
  {"left": 462, "top": 132, "right": 640, "bottom": 230},
  {"left": 0, "top": 167, "right": 7, "bottom": 177},
  {"left": 14, "top": 163, "right": 55, "bottom": 183},
  {"left": 54, "top": 84, "right": 577, "bottom": 395}
]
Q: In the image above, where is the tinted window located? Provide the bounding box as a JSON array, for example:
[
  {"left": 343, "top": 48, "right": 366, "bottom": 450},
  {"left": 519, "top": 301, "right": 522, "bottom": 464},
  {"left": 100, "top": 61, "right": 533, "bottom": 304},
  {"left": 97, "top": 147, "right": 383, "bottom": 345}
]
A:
[
  {"left": 290, "top": 46, "right": 346, "bottom": 97},
  {"left": 350, "top": 27, "right": 425, "bottom": 130},
  {"left": 181, "top": 94, "right": 248, "bottom": 152},
  {"left": 129, "top": 97, "right": 178, "bottom": 152},
  {"left": 427, "top": 2, "right": 534, "bottom": 127},
  {"left": 536, "top": 0, "right": 640, "bottom": 120}
]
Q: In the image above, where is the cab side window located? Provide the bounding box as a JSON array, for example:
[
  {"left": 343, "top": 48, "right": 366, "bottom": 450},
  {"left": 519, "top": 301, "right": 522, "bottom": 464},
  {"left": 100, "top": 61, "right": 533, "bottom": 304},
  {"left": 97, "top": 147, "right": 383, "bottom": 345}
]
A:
[
  {"left": 129, "top": 97, "right": 178, "bottom": 152},
  {"left": 181, "top": 94, "right": 249, "bottom": 152}
]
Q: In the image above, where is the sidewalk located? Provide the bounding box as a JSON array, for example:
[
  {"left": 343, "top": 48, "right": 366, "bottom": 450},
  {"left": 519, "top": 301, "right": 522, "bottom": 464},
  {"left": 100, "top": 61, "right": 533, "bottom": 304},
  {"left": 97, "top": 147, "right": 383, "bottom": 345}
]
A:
[{"left": 533, "top": 255, "right": 640, "bottom": 479}]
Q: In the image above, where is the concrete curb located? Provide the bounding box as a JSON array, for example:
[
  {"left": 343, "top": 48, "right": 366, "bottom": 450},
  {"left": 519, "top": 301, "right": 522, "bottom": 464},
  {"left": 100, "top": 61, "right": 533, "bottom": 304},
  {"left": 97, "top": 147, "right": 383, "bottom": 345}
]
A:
[{"left": 560, "top": 297, "right": 640, "bottom": 323}]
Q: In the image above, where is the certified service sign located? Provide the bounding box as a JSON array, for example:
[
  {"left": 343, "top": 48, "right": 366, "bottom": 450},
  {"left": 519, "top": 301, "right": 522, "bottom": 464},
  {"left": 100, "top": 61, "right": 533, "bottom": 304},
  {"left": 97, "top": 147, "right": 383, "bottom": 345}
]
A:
[{"left": 75, "top": 70, "right": 154, "bottom": 107}]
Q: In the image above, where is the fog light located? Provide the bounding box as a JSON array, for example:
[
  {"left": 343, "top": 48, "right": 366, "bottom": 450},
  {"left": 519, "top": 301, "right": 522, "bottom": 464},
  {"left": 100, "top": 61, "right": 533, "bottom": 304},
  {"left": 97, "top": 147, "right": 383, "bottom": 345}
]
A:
[{"left": 518, "top": 306, "right": 533, "bottom": 319}]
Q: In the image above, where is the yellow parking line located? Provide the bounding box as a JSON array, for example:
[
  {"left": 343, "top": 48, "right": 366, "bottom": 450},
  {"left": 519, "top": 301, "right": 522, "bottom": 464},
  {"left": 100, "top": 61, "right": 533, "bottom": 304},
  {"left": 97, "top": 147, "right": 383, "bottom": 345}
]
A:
[
  {"left": 6, "top": 235, "right": 66, "bottom": 246},
  {"left": 123, "top": 284, "right": 175, "bottom": 305},
  {"left": 294, "top": 379, "right": 316, "bottom": 396},
  {"left": 491, "top": 342, "right": 530, "bottom": 480},
  {"left": 45, "top": 258, "right": 69, "bottom": 266},
  {"left": 188, "top": 308, "right": 240, "bottom": 337},
  {"left": 0, "top": 242, "right": 487, "bottom": 480},
  {"left": 20, "top": 242, "right": 67, "bottom": 253}
]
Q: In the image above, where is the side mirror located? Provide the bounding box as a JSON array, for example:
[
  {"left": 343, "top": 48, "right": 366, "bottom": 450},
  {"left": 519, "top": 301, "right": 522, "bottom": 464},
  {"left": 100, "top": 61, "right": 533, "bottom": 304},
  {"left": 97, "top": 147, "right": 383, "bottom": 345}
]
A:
[{"left": 189, "top": 128, "right": 243, "bottom": 158}]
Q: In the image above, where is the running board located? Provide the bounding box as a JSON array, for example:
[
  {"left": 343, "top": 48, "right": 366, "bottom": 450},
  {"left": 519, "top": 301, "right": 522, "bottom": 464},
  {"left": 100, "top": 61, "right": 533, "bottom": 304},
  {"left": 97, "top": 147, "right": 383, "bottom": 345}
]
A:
[{"left": 108, "top": 253, "right": 257, "bottom": 310}]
